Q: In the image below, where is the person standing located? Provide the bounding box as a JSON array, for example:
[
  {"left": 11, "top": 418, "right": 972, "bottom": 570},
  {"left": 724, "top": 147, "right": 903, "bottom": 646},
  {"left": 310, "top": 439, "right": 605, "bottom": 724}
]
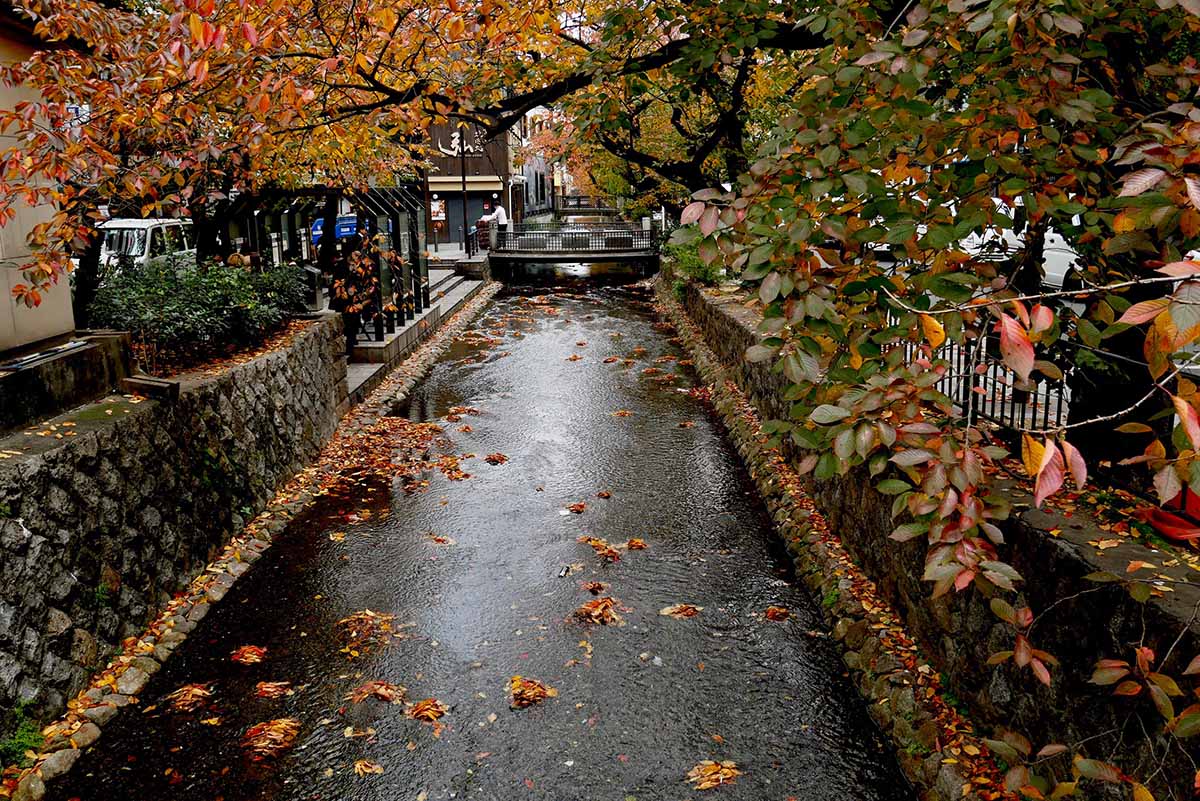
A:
[{"left": 479, "top": 203, "right": 508, "bottom": 232}]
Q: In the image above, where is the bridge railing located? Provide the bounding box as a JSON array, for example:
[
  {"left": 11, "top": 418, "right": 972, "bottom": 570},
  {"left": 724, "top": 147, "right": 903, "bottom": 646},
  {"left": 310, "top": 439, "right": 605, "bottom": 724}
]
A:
[
  {"left": 494, "top": 225, "right": 656, "bottom": 253},
  {"left": 554, "top": 194, "right": 620, "bottom": 213}
]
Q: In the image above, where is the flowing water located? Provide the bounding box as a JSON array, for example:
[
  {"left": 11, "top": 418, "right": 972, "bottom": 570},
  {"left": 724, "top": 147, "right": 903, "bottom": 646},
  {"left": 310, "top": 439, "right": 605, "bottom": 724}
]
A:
[{"left": 54, "top": 281, "right": 914, "bottom": 801}]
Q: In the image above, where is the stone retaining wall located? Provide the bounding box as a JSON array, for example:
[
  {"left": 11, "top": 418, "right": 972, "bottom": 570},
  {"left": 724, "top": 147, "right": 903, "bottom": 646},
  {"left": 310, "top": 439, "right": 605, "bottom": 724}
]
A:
[
  {"left": 668, "top": 279, "right": 1200, "bottom": 797},
  {"left": 0, "top": 318, "right": 346, "bottom": 734}
]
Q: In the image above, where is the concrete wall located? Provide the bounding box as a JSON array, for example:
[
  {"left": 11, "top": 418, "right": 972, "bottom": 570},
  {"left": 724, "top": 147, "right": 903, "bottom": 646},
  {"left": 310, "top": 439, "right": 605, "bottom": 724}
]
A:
[
  {"left": 0, "top": 318, "right": 346, "bottom": 727},
  {"left": 0, "top": 33, "right": 75, "bottom": 353},
  {"left": 673, "top": 279, "right": 1200, "bottom": 795}
]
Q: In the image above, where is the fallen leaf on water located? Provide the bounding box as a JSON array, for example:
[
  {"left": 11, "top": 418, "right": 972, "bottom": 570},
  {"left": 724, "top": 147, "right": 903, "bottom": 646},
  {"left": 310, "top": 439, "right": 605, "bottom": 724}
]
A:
[
  {"left": 566, "top": 502, "right": 587, "bottom": 514},
  {"left": 231, "top": 645, "right": 267, "bottom": 664},
  {"left": 457, "top": 424, "right": 474, "bottom": 433},
  {"left": 626, "top": 538, "right": 648, "bottom": 550},
  {"left": 242, "top": 718, "right": 301, "bottom": 760},
  {"left": 582, "top": 581, "right": 606, "bottom": 595},
  {"left": 660, "top": 603, "right": 703, "bottom": 619},
  {"left": 348, "top": 680, "right": 406, "bottom": 704},
  {"left": 576, "top": 341, "right": 587, "bottom": 346},
  {"left": 679, "top": 421, "right": 695, "bottom": 428},
  {"left": 603, "top": 356, "right": 619, "bottom": 364},
  {"left": 575, "top": 596, "right": 623, "bottom": 626},
  {"left": 428, "top": 533, "right": 455, "bottom": 545},
  {"left": 485, "top": 453, "right": 508, "bottom": 465},
  {"left": 200, "top": 717, "right": 221, "bottom": 725},
  {"left": 254, "top": 681, "right": 293, "bottom": 699},
  {"left": 612, "top": 409, "right": 633, "bottom": 417},
  {"left": 329, "top": 531, "right": 346, "bottom": 542},
  {"left": 686, "top": 760, "right": 742, "bottom": 790},
  {"left": 596, "top": 490, "right": 612, "bottom": 499},
  {"left": 578, "top": 535, "right": 621, "bottom": 563},
  {"left": 510, "top": 676, "right": 558, "bottom": 708},
  {"left": 353, "top": 759, "right": 384, "bottom": 776},
  {"left": 566, "top": 354, "right": 582, "bottom": 362},
  {"left": 337, "top": 609, "right": 399, "bottom": 658},
  {"left": 765, "top": 606, "right": 790, "bottom": 621},
  {"left": 343, "top": 726, "right": 376, "bottom": 739},
  {"left": 407, "top": 698, "right": 449, "bottom": 722},
  {"left": 165, "top": 683, "right": 213, "bottom": 712}
]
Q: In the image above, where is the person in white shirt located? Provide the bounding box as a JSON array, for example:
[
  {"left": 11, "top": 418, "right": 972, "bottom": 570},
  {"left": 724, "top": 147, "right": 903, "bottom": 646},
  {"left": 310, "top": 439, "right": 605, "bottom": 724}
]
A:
[{"left": 479, "top": 204, "right": 508, "bottom": 231}]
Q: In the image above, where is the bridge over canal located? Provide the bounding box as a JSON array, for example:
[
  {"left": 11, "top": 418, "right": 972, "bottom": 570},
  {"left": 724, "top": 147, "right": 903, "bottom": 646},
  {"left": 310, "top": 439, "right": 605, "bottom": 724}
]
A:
[{"left": 486, "top": 221, "right": 661, "bottom": 277}]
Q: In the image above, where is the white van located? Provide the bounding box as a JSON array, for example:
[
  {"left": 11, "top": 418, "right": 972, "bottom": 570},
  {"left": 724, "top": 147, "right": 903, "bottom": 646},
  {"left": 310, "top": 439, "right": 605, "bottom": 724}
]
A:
[{"left": 98, "top": 219, "right": 196, "bottom": 273}]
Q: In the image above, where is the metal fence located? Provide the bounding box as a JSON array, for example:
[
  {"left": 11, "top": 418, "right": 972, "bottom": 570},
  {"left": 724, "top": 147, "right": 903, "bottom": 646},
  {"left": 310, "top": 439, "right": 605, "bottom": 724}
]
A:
[
  {"left": 556, "top": 194, "right": 619, "bottom": 213},
  {"left": 494, "top": 226, "right": 657, "bottom": 253}
]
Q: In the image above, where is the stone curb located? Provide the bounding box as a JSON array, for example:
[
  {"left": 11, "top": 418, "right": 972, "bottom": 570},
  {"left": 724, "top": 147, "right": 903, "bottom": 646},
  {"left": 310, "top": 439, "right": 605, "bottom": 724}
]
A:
[
  {"left": 1, "top": 282, "right": 502, "bottom": 801},
  {"left": 656, "top": 280, "right": 1007, "bottom": 801}
]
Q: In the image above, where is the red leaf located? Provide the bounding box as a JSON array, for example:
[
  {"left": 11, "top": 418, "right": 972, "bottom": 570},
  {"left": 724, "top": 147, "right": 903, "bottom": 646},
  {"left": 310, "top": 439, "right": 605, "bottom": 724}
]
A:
[
  {"left": 1118, "top": 297, "right": 1169, "bottom": 324},
  {"left": 1175, "top": 395, "right": 1200, "bottom": 449},
  {"left": 1030, "top": 657, "right": 1051, "bottom": 686},
  {"left": 1157, "top": 260, "right": 1200, "bottom": 277},
  {"left": 241, "top": 22, "right": 259, "bottom": 46},
  {"left": 1154, "top": 464, "right": 1182, "bottom": 505},
  {"left": 1184, "top": 654, "right": 1200, "bottom": 676},
  {"left": 1029, "top": 303, "right": 1053, "bottom": 334},
  {"left": 1014, "top": 634, "right": 1032, "bottom": 668},
  {"left": 996, "top": 313, "right": 1034, "bottom": 381},
  {"left": 1060, "top": 440, "right": 1087, "bottom": 489},
  {"left": 1033, "top": 439, "right": 1064, "bottom": 507},
  {"left": 680, "top": 201, "right": 705, "bottom": 225},
  {"left": 698, "top": 206, "right": 720, "bottom": 236},
  {"left": 1118, "top": 168, "right": 1167, "bottom": 197}
]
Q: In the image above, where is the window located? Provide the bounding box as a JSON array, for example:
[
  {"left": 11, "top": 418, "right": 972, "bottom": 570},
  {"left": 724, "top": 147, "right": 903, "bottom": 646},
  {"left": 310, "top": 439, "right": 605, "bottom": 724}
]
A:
[
  {"left": 149, "top": 227, "right": 168, "bottom": 257},
  {"left": 103, "top": 228, "right": 147, "bottom": 257}
]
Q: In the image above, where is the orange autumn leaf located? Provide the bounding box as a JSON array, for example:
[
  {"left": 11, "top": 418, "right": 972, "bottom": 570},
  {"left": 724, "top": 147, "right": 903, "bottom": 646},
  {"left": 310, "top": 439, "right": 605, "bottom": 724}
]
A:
[
  {"left": 574, "top": 596, "right": 623, "bottom": 625},
  {"left": 509, "top": 675, "right": 558, "bottom": 708},
  {"left": 659, "top": 603, "right": 703, "bottom": 619},
  {"left": 407, "top": 698, "right": 449, "bottom": 722},
  {"left": 484, "top": 452, "right": 509, "bottom": 465},
  {"left": 242, "top": 718, "right": 301, "bottom": 760},
  {"left": 254, "top": 681, "right": 293, "bottom": 698},
  {"left": 686, "top": 760, "right": 742, "bottom": 790},
  {"left": 765, "top": 606, "right": 790, "bottom": 621},
  {"left": 231, "top": 645, "right": 267, "bottom": 664},
  {"left": 347, "top": 680, "right": 406, "bottom": 704},
  {"left": 581, "top": 581, "right": 606, "bottom": 595},
  {"left": 625, "top": 538, "right": 648, "bottom": 550},
  {"left": 566, "top": 502, "right": 587, "bottom": 514},
  {"left": 353, "top": 759, "right": 384, "bottom": 776},
  {"left": 165, "top": 683, "right": 213, "bottom": 712}
]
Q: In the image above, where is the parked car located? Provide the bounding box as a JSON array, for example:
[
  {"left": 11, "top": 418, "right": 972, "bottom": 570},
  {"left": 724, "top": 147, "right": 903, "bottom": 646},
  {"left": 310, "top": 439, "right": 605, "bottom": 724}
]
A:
[{"left": 99, "top": 218, "right": 196, "bottom": 273}]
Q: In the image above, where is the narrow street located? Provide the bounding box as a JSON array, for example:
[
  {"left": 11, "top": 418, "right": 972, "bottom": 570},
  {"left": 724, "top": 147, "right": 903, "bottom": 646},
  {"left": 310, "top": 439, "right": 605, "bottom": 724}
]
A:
[{"left": 53, "top": 283, "right": 914, "bottom": 801}]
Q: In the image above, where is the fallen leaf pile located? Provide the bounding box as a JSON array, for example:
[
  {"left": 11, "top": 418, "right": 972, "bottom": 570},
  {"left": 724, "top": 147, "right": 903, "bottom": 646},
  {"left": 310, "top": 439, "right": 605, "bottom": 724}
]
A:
[
  {"left": 230, "top": 645, "right": 267, "bottom": 664},
  {"left": 165, "top": 683, "right": 213, "bottom": 712},
  {"left": 406, "top": 698, "right": 449, "bottom": 722},
  {"left": 578, "top": 535, "right": 621, "bottom": 563},
  {"left": 509, "top": 676, "right": 558, "bottom": 708},
  {"left": 660, "top": 603, "right": 703, "bottom": 619},
  {"left": 575, "top": 596, "right": 623, "bottom": 626},
  {"left": 242, "top": 718, "right": 302, "bottom": 761},
  {"left": 348, "top": 680, "right": 406, "bottom": 705},
  {"left": 686, "top": 760, "right": 742, "bottom": 790},
  {"left": 336, "top": 609, "right": 400, "bottom": 658},
  {"left": 353, "top": 759, "right": 384, "bottom": 776},
  {"left": 254, "top": 681, "right": 293, "bottom": 698}
]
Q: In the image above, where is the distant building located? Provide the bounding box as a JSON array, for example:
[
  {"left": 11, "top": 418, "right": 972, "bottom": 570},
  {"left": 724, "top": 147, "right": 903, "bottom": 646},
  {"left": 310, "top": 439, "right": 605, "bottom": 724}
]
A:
[
  {"left": 520, "top": 112, "right": 553, "bottom": 217},
  {"left": 0, "top": 4, "right": 75, "bottom": 353},
  {"left": 424, "top": 122, "right": 524, "bottom": 249}
]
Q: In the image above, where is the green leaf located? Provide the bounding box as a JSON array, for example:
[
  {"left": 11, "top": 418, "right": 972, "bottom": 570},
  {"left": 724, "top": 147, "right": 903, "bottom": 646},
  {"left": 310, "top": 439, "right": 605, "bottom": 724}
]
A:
[
  {"left": 810, "top": 405, "right": 850, "bottom": 424},
  {"left": 876, "top": 479, "right": 910, "bottom": 495}
]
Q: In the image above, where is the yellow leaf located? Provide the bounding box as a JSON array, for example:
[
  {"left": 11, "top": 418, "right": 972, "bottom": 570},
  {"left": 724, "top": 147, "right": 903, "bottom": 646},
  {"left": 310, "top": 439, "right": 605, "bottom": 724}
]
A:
[
  {"left": 920, "top": 314, "right": 946, "bottom": 349},
  {"left": 1132, "top": 784, "right": 1154, "bottom": 801},
  {"left": 1021, "top": 433, "right": 1045, "bottom": 477}
]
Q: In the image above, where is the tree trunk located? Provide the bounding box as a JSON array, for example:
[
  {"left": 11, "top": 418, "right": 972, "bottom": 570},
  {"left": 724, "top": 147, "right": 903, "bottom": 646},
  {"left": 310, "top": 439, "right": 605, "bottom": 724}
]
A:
[{"left": 72, "top": 231, "right": 102, "bottom": 330}]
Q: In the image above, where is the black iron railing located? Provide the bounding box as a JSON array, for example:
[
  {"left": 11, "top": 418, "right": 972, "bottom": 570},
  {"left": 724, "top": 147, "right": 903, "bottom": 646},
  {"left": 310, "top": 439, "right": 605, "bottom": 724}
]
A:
[
  {"left": 555, "top": 194, "right": 619, "bottom": 213},
  {"left": 493, "top": 226, "right": 656, "bottom": 253}
]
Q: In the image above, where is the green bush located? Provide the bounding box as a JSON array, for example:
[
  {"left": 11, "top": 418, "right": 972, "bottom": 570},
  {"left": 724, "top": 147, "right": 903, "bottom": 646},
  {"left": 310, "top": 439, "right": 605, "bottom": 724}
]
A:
[
  {"left": 662, "top": 238, "right": 724, "bottom": 284},
  {"left": 0, "top": 702, "right": 43, "bottom": 768},
  {"left": 90, "top": 259, "right": 306, "bottom": 373}
]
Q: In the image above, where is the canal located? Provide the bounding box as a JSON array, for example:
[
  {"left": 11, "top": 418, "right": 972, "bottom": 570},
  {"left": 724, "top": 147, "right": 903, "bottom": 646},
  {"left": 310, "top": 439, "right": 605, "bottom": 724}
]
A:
[{"left": 53, "top": 280, "right": 914, "bottom": 801}]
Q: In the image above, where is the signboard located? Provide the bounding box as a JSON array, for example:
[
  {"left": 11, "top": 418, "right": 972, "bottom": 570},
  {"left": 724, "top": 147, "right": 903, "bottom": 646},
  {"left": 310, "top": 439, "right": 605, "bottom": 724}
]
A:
[{"left": 430, "top": 200, "right": 446, "bottom": 221}]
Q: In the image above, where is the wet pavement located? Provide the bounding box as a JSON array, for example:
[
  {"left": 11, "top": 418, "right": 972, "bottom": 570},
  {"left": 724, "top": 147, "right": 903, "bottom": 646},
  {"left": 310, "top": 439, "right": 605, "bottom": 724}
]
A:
[{"left": 54, "top": 282, "right": 914, "bottom": 801}]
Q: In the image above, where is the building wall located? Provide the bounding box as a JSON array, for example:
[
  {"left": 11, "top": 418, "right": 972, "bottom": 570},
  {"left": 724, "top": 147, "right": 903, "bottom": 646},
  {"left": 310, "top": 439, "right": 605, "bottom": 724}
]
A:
[{"left": 0, "top": 32, "right": 74, "bottom": 353}]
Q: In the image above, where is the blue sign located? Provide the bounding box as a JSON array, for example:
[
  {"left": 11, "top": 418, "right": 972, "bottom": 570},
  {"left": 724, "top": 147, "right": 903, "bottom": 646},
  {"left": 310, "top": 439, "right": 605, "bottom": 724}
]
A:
[{"left": 311, "top": 216, "right": 392, "bottom": 245}]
